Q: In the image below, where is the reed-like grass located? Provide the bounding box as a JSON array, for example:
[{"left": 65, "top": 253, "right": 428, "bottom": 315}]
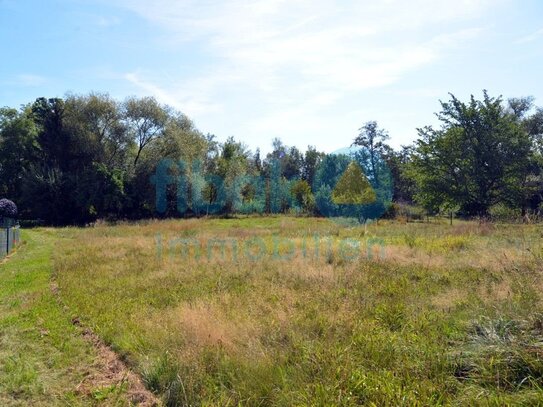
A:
[{"left": 53, "top": 217, "right": 543, "bottom": 405}]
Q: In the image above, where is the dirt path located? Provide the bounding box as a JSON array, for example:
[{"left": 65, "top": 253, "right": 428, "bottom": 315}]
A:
[
  {"left": 0, "top": 229, "right": 160, "bottom": 406},
  {"left": 50, "top": 282, "right": 160, "bottom": 406}
]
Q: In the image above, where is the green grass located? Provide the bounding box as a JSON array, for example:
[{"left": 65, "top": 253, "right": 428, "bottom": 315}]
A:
[
  {"left": 51, "top": 217, "right": 543, "bottom": 406},
  {"left": 0, "top": 229, "right": 133, "bottom": 406}
]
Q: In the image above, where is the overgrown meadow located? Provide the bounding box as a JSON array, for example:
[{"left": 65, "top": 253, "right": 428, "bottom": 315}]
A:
[{"left": 52, "top": 217, "right": 543, "bottom": 406}]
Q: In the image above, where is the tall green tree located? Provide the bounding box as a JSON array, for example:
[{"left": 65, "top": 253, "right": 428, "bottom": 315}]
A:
[
  {"left": 63, "top": 94, "right": 128, "bottom": 219},
  {"left": 302, "top": 146, "right": 324, "bottom": 187},
  {"left": 23, "top": 97, "right": 81, "bottom": 224},
  {"left": 217, "top": 137, "right": 251, "bottom": 215},
  {"left": 409, "top": 92, "right": 533, "bottom": 216},
  {"left": 0, "top": 107, "right": 39, "bottom": 201},
  {"left": 508, "top": 97, "right": 543, "bottom": 213},
  {"left": 332, "top": 161, "right": 376, "bottom": 205},
  {"left": 123, "top": 96, "right": 169, "bottom": 167},
  {"left": 352, "top": 121, "right": 390, "bottom": 188},
  {"left": 382, "top": 146, "right": 416, "bottom": 203}
]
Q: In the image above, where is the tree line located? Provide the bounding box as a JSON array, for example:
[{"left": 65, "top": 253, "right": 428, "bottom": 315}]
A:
[{"left": 0, "top": 91, "right": 542, "bottom": 224}]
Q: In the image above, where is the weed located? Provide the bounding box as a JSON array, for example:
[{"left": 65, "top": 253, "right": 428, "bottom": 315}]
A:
[{"left": 47, "top": 217, "right": 543, "bottom": 405}]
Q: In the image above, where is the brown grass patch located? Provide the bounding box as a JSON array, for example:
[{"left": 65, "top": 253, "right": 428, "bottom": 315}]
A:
[
  {"left": 431, "top": 288, "right": 466, "bottom": 310},
  {"left": 479, "top": 279, "right": 513, "bottom": 303}
]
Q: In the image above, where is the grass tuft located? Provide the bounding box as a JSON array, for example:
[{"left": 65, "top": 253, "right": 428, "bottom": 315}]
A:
[{"left": 48, "top": 217, "right": 543, "bottom": 405}]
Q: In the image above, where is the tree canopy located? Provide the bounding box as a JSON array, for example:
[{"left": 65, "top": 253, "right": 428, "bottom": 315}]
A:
[
  {"left": 1, "top": 90, "right": 542, "bottom": 224},
  {"left": 409, "top": 91, "right": 536, "bottom": 216}
]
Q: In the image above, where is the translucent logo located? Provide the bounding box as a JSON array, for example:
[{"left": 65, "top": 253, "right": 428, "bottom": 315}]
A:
[{"left": 151, "top": 146, "right": 392, "bottom": 224}]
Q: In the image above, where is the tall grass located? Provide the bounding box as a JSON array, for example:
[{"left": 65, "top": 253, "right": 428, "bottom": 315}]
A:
[{"left": 53, "top": 217, "right": 543, "bottom": 405}]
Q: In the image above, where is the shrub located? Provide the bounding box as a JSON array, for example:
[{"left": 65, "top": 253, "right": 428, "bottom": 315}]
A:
[
  {"left": 489, "top": 204, "right": 520, "bottom": 222},
  {"left": 385, "top": 202, "right": 426, "bottom": 221},
  {"left": 0, "top": 199, "right": 17, "bottom": 218},
  {"left": 382, "top": 202, "right": 400, "bottom": 219}
]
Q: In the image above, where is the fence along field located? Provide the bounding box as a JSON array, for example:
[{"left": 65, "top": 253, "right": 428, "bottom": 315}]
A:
[{"left": 0, "top": 225, "right": 20, "bottom": 259}]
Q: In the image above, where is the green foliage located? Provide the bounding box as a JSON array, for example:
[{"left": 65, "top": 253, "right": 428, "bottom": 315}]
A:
[
  {"left": 124, "top": 96, "right": 169, "bottom": 166},
  {"left": 217, "top": 136, "right": 251, "bottom": 214},
  {"left": 331, "top": 161, "right": 376, "bottom": 205},
  {"left": 2, "top": 90, "right": 543, "bottom": 224},
  {"left": 290, "top": 179, "right": 315, "bottom": 213},
  {"left": 490, "top": 203, "right": 521, "bottom": 221},
  {"left": 0, "top": 94, "right": 211, "bottom": 223},
  {"left": 410, "top": 91, "right": 534, "bottom": 216},
  {"left": 0, "top": 107, "right": 39, "bottom": 199}
]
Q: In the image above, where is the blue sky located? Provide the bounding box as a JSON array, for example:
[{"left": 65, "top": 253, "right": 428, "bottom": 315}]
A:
[{"left": 1, "top": 0, "right": 543, "bottom": 153}]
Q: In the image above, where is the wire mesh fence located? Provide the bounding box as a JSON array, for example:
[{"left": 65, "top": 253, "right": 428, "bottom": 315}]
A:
[{"left": 0, "top": 225, "right": 20, "bottom": 259}]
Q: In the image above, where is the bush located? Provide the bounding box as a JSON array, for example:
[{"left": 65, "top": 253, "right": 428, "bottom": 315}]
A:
[
  {"left": 18, "top": 219, "right": 45, "bottom": 228},
  {"left": 384, "top": 202, "right": 426, "bottom": 221},
  {"left": 489, "top": 204, "right": 520, "bottom": 222},
  {"left": 382, "top": 202, "right": 399, "bottom": 219},
  {"left": 0, "top": 199, "right": 17, "bottom": 218}
]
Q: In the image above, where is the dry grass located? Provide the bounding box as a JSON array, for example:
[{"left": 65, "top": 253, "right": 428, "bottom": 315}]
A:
[{"left": 52, "top": 217, "right": 543, "bottom": 405}]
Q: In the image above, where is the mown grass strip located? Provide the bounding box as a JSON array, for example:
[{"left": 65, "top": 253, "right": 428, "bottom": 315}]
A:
[{"left": 0, "top": 229, "right": 135, "bottom": 406}]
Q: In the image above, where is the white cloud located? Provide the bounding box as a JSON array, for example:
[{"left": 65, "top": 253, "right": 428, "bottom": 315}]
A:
[
  {"left": 124, "top": 72, "right": 223, "bottom": 118},
  {"left": 125, "top": 72, "right": 183, "bottom": 109},
  {"left": 109, "top": 0, "right": 499, "bottom": 149}
]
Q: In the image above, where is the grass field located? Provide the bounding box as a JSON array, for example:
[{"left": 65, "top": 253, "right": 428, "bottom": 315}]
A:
[
  {"left": 43, "top": 217, "right": 543, "bottom": 406},
  {"left": 0, "top": 230, "right": 145, "bottom": 406},
  {"left": 2, "top": 218, "right": 543, "bottom": 405},
  {"left": 0, "top": 229, "right": 161, "bottom": 406}
]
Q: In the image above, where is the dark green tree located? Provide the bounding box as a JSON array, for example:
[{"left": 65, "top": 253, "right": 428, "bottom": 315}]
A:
[
  {"left": 302, "top": 146, "right": 324, "bottom": 186},
  {"left": 409, "top": 92, "right": 533, "bottom": 217},
  {"left": 0, "top": 107, "right": 39, "bottom": 201}
]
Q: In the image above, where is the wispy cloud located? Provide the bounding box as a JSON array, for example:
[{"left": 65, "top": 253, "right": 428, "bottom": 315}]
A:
[
  {"left": 125, "top": 73, "right": 183, "bottom": 109},
  {"left": 124, "top": 72, "right": 223, "bottom": 117},
  {"left": 108, "top": 0, "right": 498, "bottom": 149}
]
